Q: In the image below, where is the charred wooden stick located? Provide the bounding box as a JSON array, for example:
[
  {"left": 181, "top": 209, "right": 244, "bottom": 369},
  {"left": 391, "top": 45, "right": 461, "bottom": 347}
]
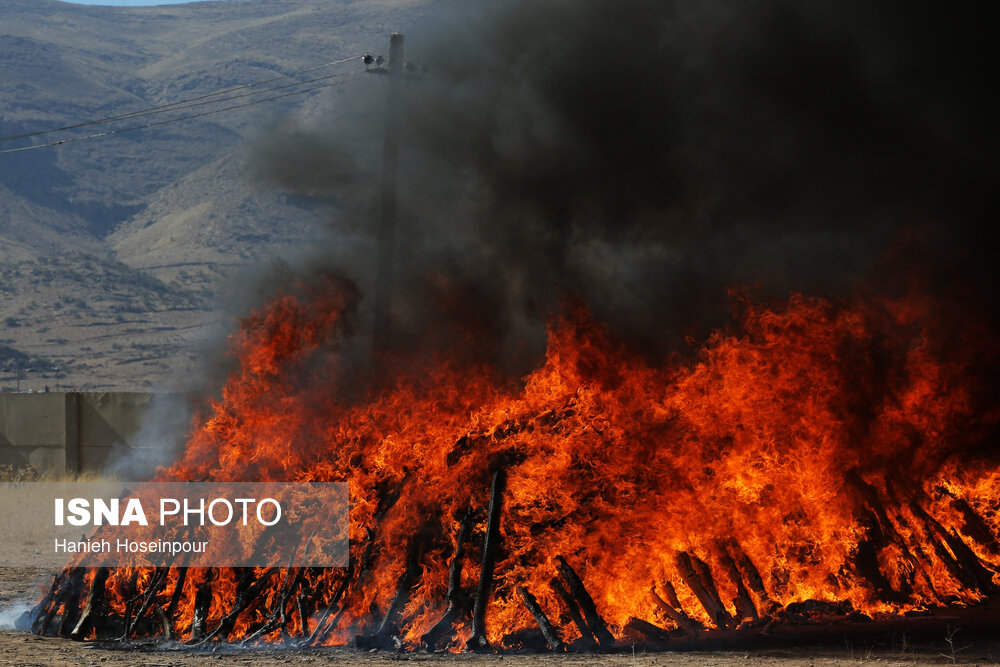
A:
[
  {"left": 853, "top": 509, "right": 908, "bottom": 603},
  {"left": 910, "top": 500, "right": 996, "bottom": 594},
  {"left": 277, "top": 567, "right": 308, "bottom": 628},
  {"left": 57, "top": 568, "right": 88, "bottom": 637},
  {"left": 115, "top": 569, "right": 143, "bottom": 641},
  {"left": 241, "top": 534, "right": 312, "bottom": 645},
  {"left": 554, "top": 555, "right": 615, "bottom": 648},
  {"left": 550, "top": 576, "right": 595, "bottom": 648},
  {"left": 730, "top": 546, "right": 777, "bottom": 614},
  {"left": 69, "top": 567, "right": 110, "bottom": 640},
  {"left": 19, "top": 572, "right": 62, "bottom": 633},
  {"left": 34, "top": 567, "right": 85, "bottom": 636},
  {"left": 623, "top": 616, "right": 671, "bottom": 644},
  {"left": 305, "top": 568, "right": 353, "bottom": 646},
  {"left": 847, "top": 473, "right": 918, "bottom": 602},
  {"left": 196, "top": 567, "right": 278, "bottom": 643},
  {"left": 649, "top": 584, "right": 702, "bottom": 635},
  {"left": 719, "top": 552, "right": 758, "bottom": 622},
  {"left": 951, "top": 497, "right": 1000, "bottom": 555},
  {"left": 421, "top": 507, "right": 479, "bottom": 651},
  {"left": 848, "top": 470, "right": 905, "bottom": 542},
  {"left": 357, "top": 583, "right": 408, "bottom": 650},
  {"left": 241, "top": 567, "right": 308, "bottom": 645},
  {"left": 359, "top": 521, "right": 438, "bottom": 649},
  {"left": 297, "top": 594, "right": 311, "bottom": 638},
  {"left": 279, "top": 587, "right": 297, "bottom": 643},
  {"left": 356, "top": 557, "right": 420, "bottom": 648},
  {"left": 690, "top": 554, "right": 733, "bottom": 628},
  {"left": 658, "top": 580, "right": 689, "bottom": 617},
  {"left": 517, "top": 586, "right": 564, "bottom": 652},
  {"left": 466, "top": 469, "right": 507, "bottom": 652},
  {"left": 204, "top": 568, "right": 260, "bottom": 642},
  {"left": 908, "top": 501, "right": 976, "bottom": 591},
  {"left": 881, "top": 488, "right": 952, "bottom": 601},
  {"left": 188, "top": 579, "right": 214, "bottom": 642},
  {"left": 124, "top": 567, "right": 169, "bottom": 639},
  {"left": 891, "top": 523, "right": 944, "bottom": 601},
  {"left": 161, "top": 533, "right": 197, "bottom": 622},
  {"left": 882, "top": 478, "right": 955, "bottom": 601},
  {"left": 306, "top": 542, "right": 377, "bottom": 647},
  {"left": 366, "top": 597, "right": 384, "bottom": 638},
  {"left": 675, "top": 551, "right": 732, "bottom": 629},
  {"left": 308, "top": 521, "right": 385, "bottom": 646},
  {"left": 153, "top": 605, "right": 171, "bottom": 641},
  {"left": 165, "top": 567, "right": 189, "bottom": 621},
  {"left": 308, "top": 479, "right": 406, "bottom": 647},
  {"left": 937, "top": 525, "right": 997, "bottom": 594}
]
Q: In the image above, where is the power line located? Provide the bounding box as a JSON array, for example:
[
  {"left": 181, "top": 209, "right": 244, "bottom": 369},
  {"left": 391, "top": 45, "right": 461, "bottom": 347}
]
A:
[
  {"left": 0, "top": 54, "right": 364, "bottom": 145},
  {"left": 0, "top": 72, "right": 362, "bottom": 155}
]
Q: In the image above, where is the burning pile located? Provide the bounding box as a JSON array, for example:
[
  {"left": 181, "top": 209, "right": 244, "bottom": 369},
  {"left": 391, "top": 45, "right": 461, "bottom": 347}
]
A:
[
  {"left": 23, "top": 280, "right": 1000, "bottom": 651},
  {"left": 18, "top": 0, "right": 998, "bottom": 649}
]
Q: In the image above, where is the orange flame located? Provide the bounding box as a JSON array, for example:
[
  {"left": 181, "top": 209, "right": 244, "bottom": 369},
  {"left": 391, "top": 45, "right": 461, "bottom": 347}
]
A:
[{"left": 83, "top": 280, "right": 1000, "bottom": 649}]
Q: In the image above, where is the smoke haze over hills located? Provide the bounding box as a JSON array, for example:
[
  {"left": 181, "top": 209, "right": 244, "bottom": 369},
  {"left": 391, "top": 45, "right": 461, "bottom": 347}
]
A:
[{"left": 254, "top": 0, "right": 996, "bottom": 368}]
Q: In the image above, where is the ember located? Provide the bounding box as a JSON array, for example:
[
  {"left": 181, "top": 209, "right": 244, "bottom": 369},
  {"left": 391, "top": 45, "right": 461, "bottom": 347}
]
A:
[{"left": 23, "top": 283, "right": 1000, "bottom": 651}]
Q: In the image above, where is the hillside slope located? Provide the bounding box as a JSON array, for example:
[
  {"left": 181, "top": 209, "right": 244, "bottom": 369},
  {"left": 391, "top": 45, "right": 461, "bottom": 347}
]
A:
[{"left": 0, "top": 0, "right": 435, "bottom": 391}]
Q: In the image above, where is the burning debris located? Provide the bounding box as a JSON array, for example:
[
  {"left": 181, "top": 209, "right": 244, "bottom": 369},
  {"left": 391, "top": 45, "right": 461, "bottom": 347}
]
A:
[
  {"left": 19, "top": 0, "right": 999, "bottom": 655},
  {"left": 19, "top": 285, "right": 1000, "bottom": 652}
]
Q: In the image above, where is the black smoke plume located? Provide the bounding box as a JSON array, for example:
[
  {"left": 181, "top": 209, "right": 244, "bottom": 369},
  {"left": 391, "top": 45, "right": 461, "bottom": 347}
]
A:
[{"left": 250, "top": 0, "right": 996, "bottom": 370}]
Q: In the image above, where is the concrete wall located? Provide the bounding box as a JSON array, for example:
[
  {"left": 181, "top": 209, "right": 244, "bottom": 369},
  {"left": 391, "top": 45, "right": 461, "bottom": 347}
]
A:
[
  {"left": 0, "top": 392, "right": 69, "bottom": 472},
  {"left": 0, "top": 392, "right": 181, "bottom": 475}
]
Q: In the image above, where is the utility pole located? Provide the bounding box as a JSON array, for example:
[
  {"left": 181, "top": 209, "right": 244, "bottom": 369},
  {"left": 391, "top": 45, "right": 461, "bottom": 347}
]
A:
[{"left": 372, "top": 32, "right": 404, "bottom": 356}]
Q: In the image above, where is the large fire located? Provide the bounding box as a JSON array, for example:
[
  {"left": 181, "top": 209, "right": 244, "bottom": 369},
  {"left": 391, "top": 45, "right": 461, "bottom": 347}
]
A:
[{"left": 34, "top": 278, "right": 1000, "bottom": 650}]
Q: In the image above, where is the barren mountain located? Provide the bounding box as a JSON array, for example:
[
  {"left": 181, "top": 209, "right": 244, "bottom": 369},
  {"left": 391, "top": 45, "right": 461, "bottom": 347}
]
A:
[{"left": 0, "top": 0, "right": 436, "bottom": 391}]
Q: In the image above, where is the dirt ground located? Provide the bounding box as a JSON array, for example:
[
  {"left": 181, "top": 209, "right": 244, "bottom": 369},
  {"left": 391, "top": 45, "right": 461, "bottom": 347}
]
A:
[{"left": 2, "top": 568, "right": 999, "bottom": 667}]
